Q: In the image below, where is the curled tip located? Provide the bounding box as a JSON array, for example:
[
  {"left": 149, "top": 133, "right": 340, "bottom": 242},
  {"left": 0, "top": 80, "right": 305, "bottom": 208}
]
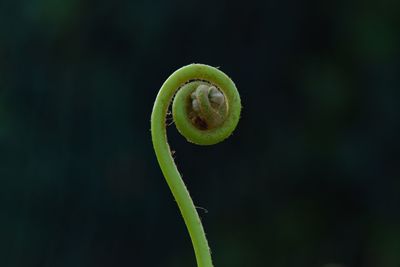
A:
[{"left": 171, "top": 64, "right": 241, "bottom": 145}]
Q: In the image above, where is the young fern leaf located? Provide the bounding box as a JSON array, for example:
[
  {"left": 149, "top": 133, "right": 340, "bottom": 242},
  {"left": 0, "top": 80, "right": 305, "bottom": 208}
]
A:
[{"left": 151, "top": 64, "right": 241, "bottom": 267}]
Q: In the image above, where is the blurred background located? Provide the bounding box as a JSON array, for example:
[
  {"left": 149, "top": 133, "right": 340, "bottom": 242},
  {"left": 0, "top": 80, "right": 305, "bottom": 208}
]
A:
[{"left": 1, "top": 0, "right": 399, "bottom": 266}]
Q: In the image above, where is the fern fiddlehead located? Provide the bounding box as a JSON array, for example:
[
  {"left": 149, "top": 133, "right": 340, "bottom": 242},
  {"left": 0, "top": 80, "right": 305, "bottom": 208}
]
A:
[{"left": 151, "top": 63, "right": 241, "bottom": 267}]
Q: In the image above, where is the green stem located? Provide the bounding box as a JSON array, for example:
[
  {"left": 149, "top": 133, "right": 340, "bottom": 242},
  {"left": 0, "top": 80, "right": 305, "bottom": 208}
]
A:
[{"left": 151, "top": 64, "right": 241, "bottom": 267}]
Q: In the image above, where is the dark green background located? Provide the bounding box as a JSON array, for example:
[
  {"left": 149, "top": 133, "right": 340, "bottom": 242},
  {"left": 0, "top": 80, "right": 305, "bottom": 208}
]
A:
[{"left": 1, "top": 0, "right": 399, "bottom": 266}]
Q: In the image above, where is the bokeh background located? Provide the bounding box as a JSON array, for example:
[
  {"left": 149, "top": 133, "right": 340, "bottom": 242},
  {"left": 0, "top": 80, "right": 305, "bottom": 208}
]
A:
[{"left": 1, "top": 0, "right": 399, "bottom": 266}]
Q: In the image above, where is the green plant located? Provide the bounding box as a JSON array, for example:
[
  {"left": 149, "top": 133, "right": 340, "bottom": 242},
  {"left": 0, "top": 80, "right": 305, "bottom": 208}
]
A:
[{"left": 151, "top": 63, "right": 241, "bottom": 267}]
